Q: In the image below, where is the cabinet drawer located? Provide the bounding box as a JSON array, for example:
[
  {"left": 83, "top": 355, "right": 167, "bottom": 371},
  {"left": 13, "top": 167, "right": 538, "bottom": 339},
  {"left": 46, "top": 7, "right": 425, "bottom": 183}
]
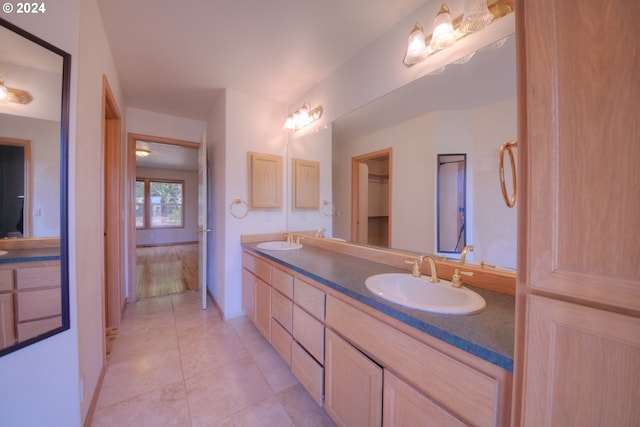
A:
[
  {"left": 272, "top": 267, "right": 293, "bottom": 299},
  {"left": 17, "top": 288, "right": 62, "bottom": 321},
  {"left": 242, "top": 251, "right": 271, "bottom": 284},
  {"left": 294, "top": 278, "right": 325, "bottom": 321},
  {"left": 293, "top": 305, "right": 325, "bottom": 364},
  {"left": 271, "top": 318, "right": 292, "bottom": 366},
  {"left": 0, "top": 269, "right": 13, "bottom": 291},
  {"left": 17, "top": 316, "right": 62, "bottom": 341},
  {"left": 326, "top": 296, "right": 499, "bottom": 427},
  {"left": 16, "top": 265, "right": 61, "bottom": 289},
  {"left": 292, "top": 340, "right": 324, "bottom": 406},
  {"left": 0, "top": 293, "right": 15, "bottom": 348},
  {"left": 272, "top": 289, "right": 293, "bottom": 333}
]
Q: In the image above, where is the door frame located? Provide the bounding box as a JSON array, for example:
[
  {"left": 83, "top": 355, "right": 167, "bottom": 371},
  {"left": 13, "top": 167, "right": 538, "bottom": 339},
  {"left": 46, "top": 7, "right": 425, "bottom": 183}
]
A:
[
  {"left": 102, "top": 76, "right": 122, "bottom": 329},
  {"left": 350, "top": 148, "right": 392, "bottom": 245},
  {"left": 125, "top": 133, "right": 200, "bottom": 302}
]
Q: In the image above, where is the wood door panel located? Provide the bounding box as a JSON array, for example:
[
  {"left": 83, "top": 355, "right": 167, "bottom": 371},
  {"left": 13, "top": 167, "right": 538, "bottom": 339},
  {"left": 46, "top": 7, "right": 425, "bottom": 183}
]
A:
[{"left": 522, "top": 295, "right": 640, "bottom": 426}]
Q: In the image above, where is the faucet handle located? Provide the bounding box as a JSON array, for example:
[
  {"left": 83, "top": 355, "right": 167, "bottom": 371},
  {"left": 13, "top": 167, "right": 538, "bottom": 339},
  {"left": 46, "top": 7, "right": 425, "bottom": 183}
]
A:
[
  {"left": 452, "top": 269, "right": 474, "bottom": 288},
  {"left": 404, "top": 258, "right": 422, "bottom": 277}
]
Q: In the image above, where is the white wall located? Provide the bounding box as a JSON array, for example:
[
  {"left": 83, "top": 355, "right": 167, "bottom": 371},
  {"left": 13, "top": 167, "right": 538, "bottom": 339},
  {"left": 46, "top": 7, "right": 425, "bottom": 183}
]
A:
[
  {"left": 135, "top": 167, "right": 199, "bottom": 246},
  {"left": 0, "top": 114, "right": 60, "bottom": 237},
  {"left": 126, "top": 108, "right": 205, "bottom": 143},
  {"left": 0, "top": 2, "right": 82, "bottom": 426},
  {"left": 210, "top": 88, "right": 287, "bottom": 318},
  {"left": 74, "top": 0, "right": 126, "bottom": 423}
]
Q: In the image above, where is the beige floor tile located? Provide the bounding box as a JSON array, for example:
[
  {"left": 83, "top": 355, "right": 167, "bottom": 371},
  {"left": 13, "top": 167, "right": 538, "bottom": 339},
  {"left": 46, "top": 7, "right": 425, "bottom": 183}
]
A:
[
  {"left": 253, "top": 346, "right": 299, "bottom": 394},
  {"left": 179, "top": 329, "right": 250, "bottom": 379},
  {"left": 185, "top": 356, "right": 274, "bottom": 426},
  {"left": 97, "top": 348, "right": 184, "bottom": 409},
  {"left": 277, "top": 384, "right": 336, "bottom": 427},
  {"left": 230, "top": 317, "right": 272, "bottom": 354},
  {"left": 109, "top": 324, "right": 179, "bottom": 363},
  {"left": 92, "top": 381, "right": 191, "bottom": 427},
  {"left": 213, "top": 396, "right": 294, "bottom": 427}
]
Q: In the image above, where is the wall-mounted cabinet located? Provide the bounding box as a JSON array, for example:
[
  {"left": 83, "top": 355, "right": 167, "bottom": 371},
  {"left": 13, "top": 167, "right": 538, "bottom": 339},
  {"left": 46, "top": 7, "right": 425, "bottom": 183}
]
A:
[{"left": 247, "top": 151, "right": 282, "bottom": 210}]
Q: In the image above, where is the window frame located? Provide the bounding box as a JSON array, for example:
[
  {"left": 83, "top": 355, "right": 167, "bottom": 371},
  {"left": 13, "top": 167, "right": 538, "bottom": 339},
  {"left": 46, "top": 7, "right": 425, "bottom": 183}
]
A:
[{"left": 135, "top": 177, "right": 185, "bottom": 230}]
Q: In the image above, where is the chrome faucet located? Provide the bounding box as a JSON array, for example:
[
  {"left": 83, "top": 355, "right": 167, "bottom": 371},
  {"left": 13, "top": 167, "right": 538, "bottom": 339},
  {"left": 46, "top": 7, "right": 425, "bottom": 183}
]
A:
[{"left": 460, "top": 245, "right": 474, "bottom": 264}]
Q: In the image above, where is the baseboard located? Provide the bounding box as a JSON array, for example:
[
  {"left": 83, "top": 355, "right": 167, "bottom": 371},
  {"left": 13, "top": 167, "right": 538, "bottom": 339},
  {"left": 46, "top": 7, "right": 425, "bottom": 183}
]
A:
[{"left": 83, "top": 364, "right": 106, "bottom": 427}]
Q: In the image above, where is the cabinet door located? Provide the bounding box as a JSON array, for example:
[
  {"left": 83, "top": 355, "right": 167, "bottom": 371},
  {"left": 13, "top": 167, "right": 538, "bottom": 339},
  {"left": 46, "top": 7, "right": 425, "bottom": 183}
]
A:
[
  {"left": 0, "top": 293, "right": 15, "bottom": 348},
  {"left": 241, "top": 269, "right": 255, "bottom": 322},
  {"left": 324, "top": 329, "right": 382, "bottom": 427},
  {"left": 384, "top": 370, "right": 466, "bottom": 427},
  {"left": 254, "top": 278, "right": 271, "bottom": 341},
  {"left": 522, "top": 295, "right": 640, "bottom": 426}
]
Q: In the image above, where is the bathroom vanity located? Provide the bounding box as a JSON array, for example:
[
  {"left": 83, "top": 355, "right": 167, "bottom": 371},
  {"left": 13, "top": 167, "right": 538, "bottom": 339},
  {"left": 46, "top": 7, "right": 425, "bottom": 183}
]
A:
[
  {"left": 241, "top": 236, "right": 514, "bottom": 426},
  {"left": 0, "top": 248, "right": 62, "bottom": 349}
]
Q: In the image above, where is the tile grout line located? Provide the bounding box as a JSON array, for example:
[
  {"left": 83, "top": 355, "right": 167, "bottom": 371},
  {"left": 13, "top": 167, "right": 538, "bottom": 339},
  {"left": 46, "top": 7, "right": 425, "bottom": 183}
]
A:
[{"left": 172, "top": 295, "right": 195, "bottom": 427}]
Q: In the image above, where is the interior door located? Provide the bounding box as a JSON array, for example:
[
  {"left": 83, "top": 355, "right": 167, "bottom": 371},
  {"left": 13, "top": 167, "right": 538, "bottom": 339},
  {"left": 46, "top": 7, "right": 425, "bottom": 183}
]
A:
[{"left": 198, "top": 133, "right": 210, "bottom": 310}]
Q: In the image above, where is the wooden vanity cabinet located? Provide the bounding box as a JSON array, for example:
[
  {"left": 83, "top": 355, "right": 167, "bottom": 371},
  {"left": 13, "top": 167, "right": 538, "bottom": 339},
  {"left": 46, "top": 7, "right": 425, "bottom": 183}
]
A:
[
  {"left": 0, "top": 260, "right": 62, "bottom": 345},
  {"left": 325, "top": 295, "right": 510, "bottom": 427},
  {"left": 241, "top": 250, "right": 327, "bottom": 405},
  {"left": 324, "top": 328, "right": 383, "bottom": 427}
]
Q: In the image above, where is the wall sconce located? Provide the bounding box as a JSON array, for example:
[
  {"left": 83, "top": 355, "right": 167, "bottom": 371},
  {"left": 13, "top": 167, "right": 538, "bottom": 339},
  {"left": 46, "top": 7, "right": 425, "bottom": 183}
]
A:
[
  {"left": 135, "top": 148, "right": 151, "bottom": 157},
  {"left": 284, "top": 102, "right": 323, "bottom": 131},
  {"left": 403, "top": 0, "right": 514, "bottom": 66}
]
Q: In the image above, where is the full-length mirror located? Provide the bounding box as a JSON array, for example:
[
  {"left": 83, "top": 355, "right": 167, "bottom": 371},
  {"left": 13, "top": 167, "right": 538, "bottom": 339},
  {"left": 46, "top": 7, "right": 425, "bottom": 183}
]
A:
[
  {"left": 287, "top": 34, "right": 517, "bottom": 270},
  {"left": 0, "top": 18, "right": 70, "bottom": 356}
]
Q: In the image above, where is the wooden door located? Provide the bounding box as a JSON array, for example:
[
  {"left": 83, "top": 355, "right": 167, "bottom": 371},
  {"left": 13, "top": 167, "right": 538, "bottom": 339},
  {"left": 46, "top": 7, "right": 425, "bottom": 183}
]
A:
[
  {"left": 254, "top": 277, "right": 271, "bottom": 341},
  {"left": 514, "top": 0, "right": 640, "bottom": 424},
  {"left": 241, "top": 269, "right": 255, "bottom": 322},
  {"left": 324, "top": 329, "right": 382, "bottom": 427}
]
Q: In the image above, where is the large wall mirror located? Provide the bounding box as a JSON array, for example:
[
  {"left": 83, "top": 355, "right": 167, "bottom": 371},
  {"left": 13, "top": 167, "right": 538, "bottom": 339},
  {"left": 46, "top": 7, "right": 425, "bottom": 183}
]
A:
[
  {"left": 286, "top": 31, "right": 517, "bottom": 270},
  {"left": 0, "top": 17, "right": 70, "bottom": 356}
]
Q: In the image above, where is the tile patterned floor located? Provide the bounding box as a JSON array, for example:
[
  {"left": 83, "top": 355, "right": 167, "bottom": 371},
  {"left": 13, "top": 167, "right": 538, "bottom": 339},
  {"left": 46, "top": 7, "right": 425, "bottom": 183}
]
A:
[{"left": 92, "top": 291, "right": 336, "bottom": 427}]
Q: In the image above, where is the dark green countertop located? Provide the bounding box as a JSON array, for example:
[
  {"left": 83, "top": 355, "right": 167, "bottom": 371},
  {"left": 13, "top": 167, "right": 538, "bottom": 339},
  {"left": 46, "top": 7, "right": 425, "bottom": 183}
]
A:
[
  {"left": 0, "top": 247, "right": 60, "bottom": 264},
  {"left": 243, "top": 243, "right": 515, "bottom": 371}
]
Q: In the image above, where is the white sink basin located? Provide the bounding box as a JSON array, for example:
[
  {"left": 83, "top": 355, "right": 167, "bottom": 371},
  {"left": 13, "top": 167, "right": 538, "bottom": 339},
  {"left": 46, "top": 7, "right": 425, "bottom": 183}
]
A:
[
  {"left": 365, "top": 273, "right": 486, "bottom": 315},
  {"left": 256, "top": 241, "right": 303, "bottom": 251},
  {"left": 0, "top": 250, "right": 7, "bottom": 256}
]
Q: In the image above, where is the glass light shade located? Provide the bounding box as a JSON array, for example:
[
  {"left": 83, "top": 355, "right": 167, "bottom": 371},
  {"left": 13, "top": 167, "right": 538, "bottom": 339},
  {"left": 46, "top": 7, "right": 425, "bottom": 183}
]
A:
[
  {"left": 135, "top": 148, "right": 151, "bottom": 157},
  {"left": 404, "top": 22, "right": 428, "bottom": 65},
  {"left": 284, "top": 115, "right": 294, "bottom": 129},
  {"left": 0, "top": 77, "right": 7, "bottom": 100},
  {"left": 460, "top": 0, "right": 493, "bottom": 33},
  {"left": 430, "top": 4, "right": 456, "bottom": 51}
]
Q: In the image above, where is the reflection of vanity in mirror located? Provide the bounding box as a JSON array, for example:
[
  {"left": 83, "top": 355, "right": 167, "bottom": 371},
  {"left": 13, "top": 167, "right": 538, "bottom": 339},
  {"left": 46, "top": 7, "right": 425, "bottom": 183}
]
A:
[
  {"left": 287, "top": 35, "right": 517, "bottom": 271},
  {"left": 0, "top": 18, "right": 70, "bottom": 356}
]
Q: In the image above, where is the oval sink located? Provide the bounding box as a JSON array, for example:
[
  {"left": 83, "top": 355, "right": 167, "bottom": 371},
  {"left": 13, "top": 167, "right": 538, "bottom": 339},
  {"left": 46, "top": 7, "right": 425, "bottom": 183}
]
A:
[
  {"left": 0, "top": 250, "right": 7, "bottom": 256},
  {"left": 365, "top": 273, "right": 486, "bottom": 315},
  {"left": 256, "top": 241, "right": 303, "bottom": 251}
]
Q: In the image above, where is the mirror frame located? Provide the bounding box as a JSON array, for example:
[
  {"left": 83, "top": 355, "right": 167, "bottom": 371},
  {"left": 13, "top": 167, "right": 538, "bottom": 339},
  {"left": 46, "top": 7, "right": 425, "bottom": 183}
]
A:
[{"left": 0, "top": 17, "right": 71, "bottom": 357}]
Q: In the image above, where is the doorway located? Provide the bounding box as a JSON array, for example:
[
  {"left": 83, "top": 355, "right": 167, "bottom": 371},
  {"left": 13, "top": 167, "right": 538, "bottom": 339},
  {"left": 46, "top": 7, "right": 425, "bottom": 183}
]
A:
[
  {"left": 126, "top": 133, "right": 201, "bottom": 302},
  {"left": 351, "top": 148, "right": 392, "bottom": 247}
]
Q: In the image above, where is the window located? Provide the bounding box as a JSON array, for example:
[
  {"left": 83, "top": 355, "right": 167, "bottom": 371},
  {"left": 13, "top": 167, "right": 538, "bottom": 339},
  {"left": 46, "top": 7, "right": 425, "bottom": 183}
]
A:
[{"left": 136, "top": 178, "right": 184, "bottom": 229}]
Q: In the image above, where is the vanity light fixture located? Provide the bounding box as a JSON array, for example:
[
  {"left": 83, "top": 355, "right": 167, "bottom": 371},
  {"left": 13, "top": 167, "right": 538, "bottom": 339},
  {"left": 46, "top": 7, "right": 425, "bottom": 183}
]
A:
[
  {"left": 403, "top": 0, "right": 514, "bottom": 67},
  {"left": 135, "top": 148, "right": 151, "bottom": 157},
  {"left": 284, "top": 102, "right": 323, "bottom": 131},
  {"left": 0, "top": 75, "right": 33, "bottom": 104}
]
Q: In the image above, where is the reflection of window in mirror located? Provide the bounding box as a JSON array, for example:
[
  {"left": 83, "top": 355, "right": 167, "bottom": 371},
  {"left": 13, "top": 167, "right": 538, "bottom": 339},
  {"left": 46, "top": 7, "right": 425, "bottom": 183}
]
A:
[
  {"left": 438, "top": 154, "right": 466, "bottom": 253},
  {"left": 0, "top": 138, "right": 31, "bottom": 238}
]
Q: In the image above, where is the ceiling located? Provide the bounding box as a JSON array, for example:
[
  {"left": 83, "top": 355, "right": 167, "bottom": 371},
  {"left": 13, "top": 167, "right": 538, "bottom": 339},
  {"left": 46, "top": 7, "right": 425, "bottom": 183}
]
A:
[{"left": 97, "top": 0, "right": 428, "bottom": 121}]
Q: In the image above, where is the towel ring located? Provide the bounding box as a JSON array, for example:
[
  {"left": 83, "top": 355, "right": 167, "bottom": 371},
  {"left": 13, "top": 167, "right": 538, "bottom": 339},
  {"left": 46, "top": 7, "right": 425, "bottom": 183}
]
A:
[
  {"left": 230, "top": 197, "right": 249, "bottom": 219},
  {"left": 320, "top": 200, "right": 335, "bottom": 217},
  {"left": 499, "top": 141, "right": 518, "bottom": 208}
]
